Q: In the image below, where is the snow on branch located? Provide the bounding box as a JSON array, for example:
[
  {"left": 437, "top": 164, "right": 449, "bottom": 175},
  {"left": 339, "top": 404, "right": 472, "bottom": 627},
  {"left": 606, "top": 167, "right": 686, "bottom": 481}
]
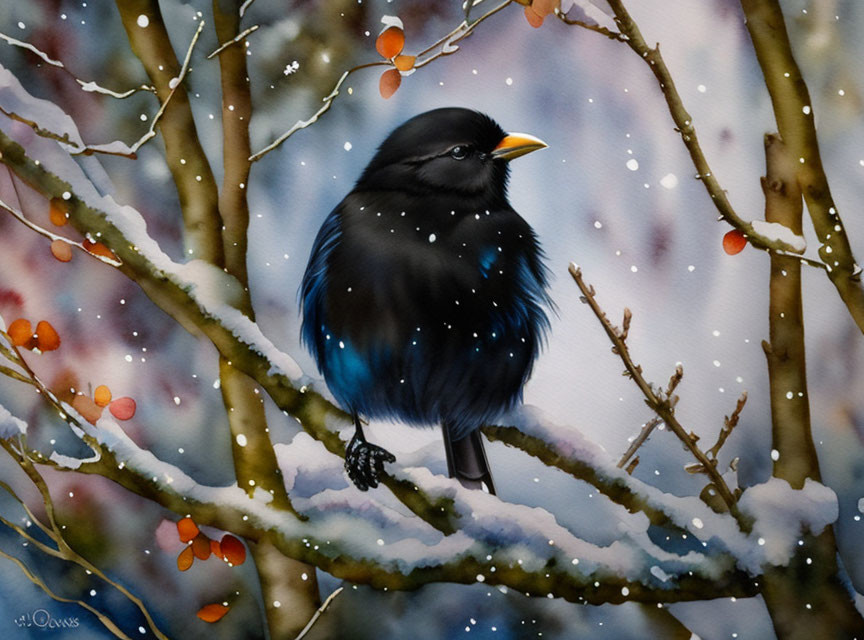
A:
[
  {"left": 31, "top": 402, "right": 755, "bottom": 603},
  {"left": 0, "top": 20, "right": 203, "bottom": 160},
  {"left": 249, "top": 0, "right": 512, "bottom": 162},
  {"left": 0, "top": 32, "right": 155, "bottom": 99}
]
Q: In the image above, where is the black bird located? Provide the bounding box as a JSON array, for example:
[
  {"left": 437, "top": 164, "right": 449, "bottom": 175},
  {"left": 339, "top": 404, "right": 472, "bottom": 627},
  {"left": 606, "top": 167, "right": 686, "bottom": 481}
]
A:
[{"left": 300, "top": 108, "right": 551, "bottom": 493}]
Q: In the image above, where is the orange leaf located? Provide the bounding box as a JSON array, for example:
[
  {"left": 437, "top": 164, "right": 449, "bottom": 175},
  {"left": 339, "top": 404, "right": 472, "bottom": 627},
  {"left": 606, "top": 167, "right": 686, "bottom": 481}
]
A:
[
  {"left": 177, "top": 545, "right": 194, "bottom": 571},
  {"left": 379, "top": 69, "right": 401, "bottom": 100},
  {"left": 109, "top": 397, "right": 136, "bottom": 421},
  {"left": 35, "top": 321, "right": 61, "bottom": 352},
  {"left": 50, "top": 240, "right": 73, "bottom": 263},
  {"left": 723, "top": 229, "right": 748, "bottom": 255},
  {"left": 196, "top": 603, "right": 230, "bottom": 623},
  {"left": 72, "top": 395, "right": 103, "bottom": 425},
  {"left": 531, "top": 0, "right": 558, "bottom": 17},
  {"left": 7, "top": 318, "right": 34, "bottom": 348},
  {"left": 49, "top": 198, "right": 68, "bottom": 227},
  {"left": 82, "top": 240, "right": 116, "bottom": 261},
  {"left": 220, "top": 534, "right": 246, "bottom": 566},
  {"left": 192, "top": 533, "right": 212, "bottom": 560},
  {"left": 376, "top": 26, "right": 405, "bottom": 59},
  {"left": 177, "top": 516, "right": 200, "bottom": 543},
  {"left": 393, "top": 54, "right": 416, "bottom": 72},
  {"left": 524, "top": 5, "right": 544, "bottom": 27},
  {"left": 210, "top": 539, "right": 224, "bottom": 560},
  {"left": 94, "top": 385, "right": 112, "bottom": 408}
]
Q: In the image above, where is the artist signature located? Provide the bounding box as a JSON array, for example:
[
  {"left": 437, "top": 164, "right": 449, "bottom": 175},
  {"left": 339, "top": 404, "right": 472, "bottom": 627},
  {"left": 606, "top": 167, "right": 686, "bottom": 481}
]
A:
[{"left": 13, "top": 609, "right": 80, "bottom": 629}]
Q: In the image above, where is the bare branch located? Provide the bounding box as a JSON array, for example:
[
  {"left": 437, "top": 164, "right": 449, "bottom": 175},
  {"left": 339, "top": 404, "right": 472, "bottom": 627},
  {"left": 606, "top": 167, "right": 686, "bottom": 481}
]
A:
[
  {"left": 555, "top": 9, "right": 625, "bottom": 41},
  {"left": 561, "top": 2, "right": 804, "bottom": 256},
  {"left": 293, "top": 587, "right": 344, "bottom": 640},
  {"left": 707, "top": 392, "right": 747, "bottom": 462},
  {"left": 250, "top": 0, "right": 512, "bottom": 162},
  {"left": 741, "top": 0, "right": 864, "bottom": 332},
  {"left": 568, "top": 263, "right": 747, "bottom": 527},
  {"left": 207, "top": 24, "right": 259, "bottom": 59},
  {"left": 618, "top": 417, "right": 661, "bottom": 469},
  {"left": 0, "top": 32, "right": 154, "bottom": 99}
]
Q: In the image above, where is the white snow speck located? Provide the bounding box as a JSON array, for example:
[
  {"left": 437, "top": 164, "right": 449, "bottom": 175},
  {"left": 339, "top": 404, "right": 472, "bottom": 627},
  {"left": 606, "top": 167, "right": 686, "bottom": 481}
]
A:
[
  {"left": 344, "top": 141, "right": 352, "bottom": 151},
  {"left": 17, "top": 22, "right": 25, "bottom": 30},
  {"left": 137, "top": 14, "right": 149, "bottom": 28},
  {"left": 626, "top": 159, "right": 639, "bottom": 171},
  {"left": 697, "top": 84, "right": 706, "bottom": 93},
  {"left": 62, "top": 191, "right": 71, "bottom": 200},
  {"left": 771, "top": 449, "right": 780, "bottom": 461},
  {"left": 802, "top": 105, "right": 811, "bottom": 115},
  {"left": 660, "top": 173, "right": 678, "bottom": 189},
  {"left": 505, "top": 77, "right": 513, "bottom": 86},
  {"left": 691, "top": 517, "right": 704, "bottom": 529},
  {"left": 168, "top": 77, "right": 180, "bottom": 89},
  {"left": 236, "top": 434, "right": 248, "bottom": 447},
  {"left": 428, "top": 234, "right": 437, "bottom": 243},
  {"left": 593, "top": 220, "right": 603, "bottom": 229}
]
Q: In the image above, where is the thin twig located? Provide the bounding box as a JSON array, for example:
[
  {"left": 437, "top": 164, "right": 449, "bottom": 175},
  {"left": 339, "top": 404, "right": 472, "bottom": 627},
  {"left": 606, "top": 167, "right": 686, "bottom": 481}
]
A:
[
  {"left": 0, "top": 22, "right": 203, "bottom": 159},
  {"left": 207, "top": 24, "right": 259, "bottom": 59},
  {"left": 293, "top": 586, "right": 344, "bottom": 640},
  {"left": 555, "top": 10, "right": 625, "bottom": 41},
  {"left": 0, "top": 195, "right": 123, "bottom": 268},
  {"left": 249, "top": 1, "right": 511, "bottom": 162},
  {"left": 707, "top": 392, "right": 747, "bottom": 461},
  {"left": 0, "top": 547, "right": 133, "bottom": 639},
  {"left": 239, "top": 0, "right": 256, "bottom": 18},
  {"left": 0, "top": 32, "right": 154, "bottom": 99},
  {"left": 125, "top": 19, "right": 206, "bottom": 155},
  {"left": 618, "top": 417, "right": 661, "bottom": 469},
  {"left": 569, "top": 263, "right": 746, "bottom": 527},
  {"left": 562, "top": 1, "right": 803, "bottom": 256}
]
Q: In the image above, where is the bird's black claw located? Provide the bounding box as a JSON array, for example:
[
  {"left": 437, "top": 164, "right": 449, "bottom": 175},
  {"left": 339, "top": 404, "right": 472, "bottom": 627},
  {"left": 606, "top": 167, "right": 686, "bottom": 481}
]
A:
[{"left": 345, "top": 436, "right": 396, "bottom": 491}]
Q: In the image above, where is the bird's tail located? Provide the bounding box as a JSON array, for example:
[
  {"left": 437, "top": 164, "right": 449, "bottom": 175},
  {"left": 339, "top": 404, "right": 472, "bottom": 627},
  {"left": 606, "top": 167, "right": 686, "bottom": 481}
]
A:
[{"left": 442, "top": 426, "right": 496, "bottom": 495}]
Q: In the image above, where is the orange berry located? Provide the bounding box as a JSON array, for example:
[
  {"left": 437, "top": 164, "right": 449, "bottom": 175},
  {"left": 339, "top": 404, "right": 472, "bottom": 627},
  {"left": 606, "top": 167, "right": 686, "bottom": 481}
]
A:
[
  {"left": 379, "top": 69, "right": 401, "bottom": 99},
  {"left": 82, "top": 240, "right": 116, "bottom": 261},
  {"left": 177, "top": 545, "right": 194, "bottom": 571},
  {"left": 72, "top": 394, "right": 103, "bottom": 425},
  {"left": 524, "top": 5, "right": 544, "bottom": 27},
  {"left": 50, "top": 240, "right": 73, "bottom": 262},
  {"left": 723, "top": 229, "right": 748, "bottom": 255},
  {"left": 196, "top": 603, "right": 229, "bottom": 623},
  {"left": 109, "top": 397, "right": 136, "bottom": 421},
  {"left": 35, "top": 320, "right": 61, "bottom": 351},
  {"left": 220, "top": 534, "right": 246, "bottom": 566},
  {"left": 192, "top": 533, "right": 212, "bottom": 560},
  {"left": 177, "top": 516, "right": 200, "bottom": 543},
  {"left": 393, "top": 54, "right": 416, "bottom": 71},
  {"left": 375, "top": 26, "right": 405, "bottom": 59},
  {"left": 532, "top": 0, "right": 558, "bottom": 17},
  {"left": 7, "top": 318, "right": 34, "bottom": 348},
  {"left": 49, "top": 198, "right": 68, "bottom": 227},
  {"left": 210, "top": 539, "right": 224, "bottom": 560},
  {"left": 94, "top": 385, "right": 112, "bottom": 407}
]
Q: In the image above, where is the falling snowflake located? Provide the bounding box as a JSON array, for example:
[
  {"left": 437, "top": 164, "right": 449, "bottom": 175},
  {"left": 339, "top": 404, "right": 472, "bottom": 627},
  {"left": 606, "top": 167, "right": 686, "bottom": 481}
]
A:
[{"left": 283, "top": 60, "right": 300, "bottom": 76}]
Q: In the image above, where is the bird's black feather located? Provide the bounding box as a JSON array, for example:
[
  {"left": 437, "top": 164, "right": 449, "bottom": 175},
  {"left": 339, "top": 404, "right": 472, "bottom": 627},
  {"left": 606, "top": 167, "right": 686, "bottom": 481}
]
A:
[{"left": 300, "top": 108, "right": 551, "bottom": 490}]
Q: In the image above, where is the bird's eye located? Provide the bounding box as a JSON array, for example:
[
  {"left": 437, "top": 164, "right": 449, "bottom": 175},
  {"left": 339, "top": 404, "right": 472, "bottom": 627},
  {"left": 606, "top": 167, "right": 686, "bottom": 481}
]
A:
[{"left": 450, "top": 146, "right": 469, "bottom": 160}]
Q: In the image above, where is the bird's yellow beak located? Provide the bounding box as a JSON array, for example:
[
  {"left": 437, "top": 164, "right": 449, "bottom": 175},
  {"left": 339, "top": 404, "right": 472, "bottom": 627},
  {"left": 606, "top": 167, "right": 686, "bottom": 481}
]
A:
[{"left": 491, "top": 132, "right": 548, "bottom": 161}]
